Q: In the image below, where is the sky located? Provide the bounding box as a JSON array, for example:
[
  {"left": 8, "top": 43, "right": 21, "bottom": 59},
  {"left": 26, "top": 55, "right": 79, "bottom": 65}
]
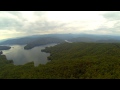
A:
[{"left": 0, "top": 11, "right": 120, "bottom": 40}]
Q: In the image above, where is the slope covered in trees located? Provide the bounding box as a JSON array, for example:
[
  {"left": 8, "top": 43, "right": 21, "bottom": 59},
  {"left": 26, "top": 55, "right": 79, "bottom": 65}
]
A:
[
  {"left": 24, "top": 37, "right": 65, "bottom": 50},
  {"left": 1, "top": 42, "right": 120, "bottom": 78}
]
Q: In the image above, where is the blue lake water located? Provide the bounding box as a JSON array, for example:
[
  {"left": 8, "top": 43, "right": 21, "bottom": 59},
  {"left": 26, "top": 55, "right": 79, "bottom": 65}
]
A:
[{"left": 2, "top": 43, "right": 57, "bottom": 66}]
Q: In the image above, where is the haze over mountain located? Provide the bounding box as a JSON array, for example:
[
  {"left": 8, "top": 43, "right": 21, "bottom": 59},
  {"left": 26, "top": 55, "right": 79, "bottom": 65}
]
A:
[
  {"left": 1, "top": 33, "right": 120, "bottom": 49},
  {"left": 0, "top": 37, "right": 40, "bottom": 45},
  {"left": 24, "top": 37, "right": 64, "bottom": 49},
  {"left": 1, "top": 11, "right": 120, "bottom": 41}
]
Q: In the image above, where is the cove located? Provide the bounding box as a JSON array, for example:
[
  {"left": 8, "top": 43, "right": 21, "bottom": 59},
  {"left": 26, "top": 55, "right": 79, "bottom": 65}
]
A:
[{"left": 2, "top": 43, "right": 57, "bottom": 66}]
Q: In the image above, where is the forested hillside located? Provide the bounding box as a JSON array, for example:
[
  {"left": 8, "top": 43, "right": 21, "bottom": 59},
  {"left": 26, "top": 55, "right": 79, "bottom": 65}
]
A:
[
  {"left": 1, "top": 42, "right": 120, "bottom": 78},
  {"left": 24, "top": 37, "right": 65, "bottom": 50}
]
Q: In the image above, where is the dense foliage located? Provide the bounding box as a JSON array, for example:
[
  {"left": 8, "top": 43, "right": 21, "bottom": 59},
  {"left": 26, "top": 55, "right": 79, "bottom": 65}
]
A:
[{"left": 1, "top": 42, "right": 120, "bottom": 78}]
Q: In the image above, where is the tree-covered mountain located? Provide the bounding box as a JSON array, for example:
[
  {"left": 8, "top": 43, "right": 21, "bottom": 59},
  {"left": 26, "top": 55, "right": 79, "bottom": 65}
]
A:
[
  {"left": 1, "top": 42, "right": 120, "bottom": 78},
  {"left": 24, "top": 37, "right": 65, "bottom": 50},
  {"left": 0, "top": 46, "right": 11, "bottom": 50}
]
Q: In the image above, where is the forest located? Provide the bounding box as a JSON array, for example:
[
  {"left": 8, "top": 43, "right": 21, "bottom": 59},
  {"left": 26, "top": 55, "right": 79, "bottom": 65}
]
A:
[{"left": 1, "top": 42, "right": 120, "bottom": 78}]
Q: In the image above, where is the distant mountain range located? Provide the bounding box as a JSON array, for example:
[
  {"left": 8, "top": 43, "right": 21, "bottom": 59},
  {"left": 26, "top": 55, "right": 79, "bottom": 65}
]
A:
[
  {"left": 68, "top": 37, "right": 96, "bottom": 42},
  {"left": 0, "top": 34, "right": 120, "bottom": 49},
  {"left": 0, "top": 37, "right": 39, "bottom": 45}
]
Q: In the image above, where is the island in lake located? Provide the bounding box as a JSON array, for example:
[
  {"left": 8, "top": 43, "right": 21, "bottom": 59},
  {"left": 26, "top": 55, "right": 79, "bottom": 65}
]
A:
[{"left": 0, "top": 46, "right": 11, "bottom": 50}]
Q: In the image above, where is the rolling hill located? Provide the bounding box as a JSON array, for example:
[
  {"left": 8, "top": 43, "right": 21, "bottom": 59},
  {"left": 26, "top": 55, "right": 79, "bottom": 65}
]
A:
[{"left": 24, "top": 37, "right": 65, "bottom": 49}]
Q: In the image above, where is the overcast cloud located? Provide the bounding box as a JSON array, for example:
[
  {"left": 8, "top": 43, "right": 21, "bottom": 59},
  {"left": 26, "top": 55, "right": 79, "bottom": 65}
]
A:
[{"left": 0, "top": 11, "right": 120, "bottom": 40}]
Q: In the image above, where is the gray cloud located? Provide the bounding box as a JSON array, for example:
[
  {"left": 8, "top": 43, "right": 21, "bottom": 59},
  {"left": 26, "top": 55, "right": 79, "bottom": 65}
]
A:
[
  {"left": 102, "top": 11, "right": 120, "bottom": 21},
  {"left": 0, "top": 17, "right": 23, "bottom": 30},
  {"left": 91, "top": 23, "right": 120, "bottom": 35},
  {"left": 0, "top": 11, "right": 94, "bottom": 35},
  {"left": 22, "top": 20, "right": 70, "bottom": 34},
  {"left": 92, "top": 11, "right": 120, "bottom": 35},
  {"left": 33, "top": 11, "right": 47, "bottom": 16},
  {"left": 113, "top": 21, "right": 120, "bottom": 28},
  {"left": 7, "top": 11, "right": 22, "bottom": 17},
  {"left": 2, "top": 11, "right": 120, "bottom": 40},
  {"left": 0, "top": 11, "right": 27, "bottom": 32},
  {"left": 0, "top": 11, "right": 25, "bottom": 20}
]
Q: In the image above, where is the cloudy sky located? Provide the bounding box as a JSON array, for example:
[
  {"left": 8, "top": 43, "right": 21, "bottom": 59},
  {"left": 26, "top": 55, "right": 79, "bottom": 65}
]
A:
[{"left": 0, "top": 11, "right": 120, "bottom": 40}]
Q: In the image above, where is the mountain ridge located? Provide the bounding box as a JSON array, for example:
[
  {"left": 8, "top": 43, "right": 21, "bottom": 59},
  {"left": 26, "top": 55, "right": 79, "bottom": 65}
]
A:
[{"left": 1, "top": 33, "right": 120, "bottom": 46}]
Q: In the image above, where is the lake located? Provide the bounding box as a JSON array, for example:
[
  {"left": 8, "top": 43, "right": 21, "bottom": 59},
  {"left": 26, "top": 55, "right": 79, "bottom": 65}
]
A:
[{"left": 2, "top": 43, "right": 57, "bottom": 66}]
